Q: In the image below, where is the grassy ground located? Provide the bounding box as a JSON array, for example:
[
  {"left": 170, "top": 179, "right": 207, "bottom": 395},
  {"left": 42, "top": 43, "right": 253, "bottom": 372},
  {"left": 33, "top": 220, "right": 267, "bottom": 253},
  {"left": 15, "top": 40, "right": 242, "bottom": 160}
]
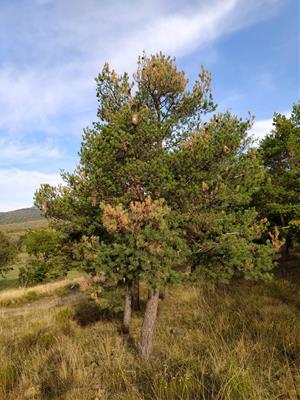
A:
[
  {"left": 0, "top": 264, "right": 20, "bottom": 291},
  {"left": 0, "top": 261, "right": 300, "bottom": 399},
  {"left": 0, "top": 219, "right": 47, "bottom": 241},
  {"left": 1, "top": 219, "right": 299, "bottom": 399},
  {"left": 0, "top": 276, "right": 86, "bottom": 307}
]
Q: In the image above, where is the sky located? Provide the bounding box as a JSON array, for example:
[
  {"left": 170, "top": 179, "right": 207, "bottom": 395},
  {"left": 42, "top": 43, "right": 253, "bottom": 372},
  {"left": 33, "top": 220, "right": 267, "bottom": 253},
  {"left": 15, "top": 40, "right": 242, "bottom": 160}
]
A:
[{"left": 0, "top": 0, "right": 298, "bottom": 211}]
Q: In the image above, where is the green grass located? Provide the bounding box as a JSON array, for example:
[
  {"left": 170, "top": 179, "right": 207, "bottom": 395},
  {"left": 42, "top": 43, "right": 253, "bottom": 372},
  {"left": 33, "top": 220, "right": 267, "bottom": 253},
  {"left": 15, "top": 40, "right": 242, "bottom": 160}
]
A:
[
  {"left": 0, "top": 275, "right": 300, "bottom": 399},
  {"left": 0, "top": 266, "right": 20, "bottom": 291},
  {"left": 0, "top": 261, "right": 83, "bottom": 293},
  {"left": 0, "top": 253, "right": 29, "bottom": 291}
]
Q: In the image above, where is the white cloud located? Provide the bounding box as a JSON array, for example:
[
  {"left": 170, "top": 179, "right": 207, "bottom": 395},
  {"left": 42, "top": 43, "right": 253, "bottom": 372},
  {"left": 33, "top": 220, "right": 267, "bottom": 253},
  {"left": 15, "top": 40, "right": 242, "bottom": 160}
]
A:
[
  {"left": 0, "top": 0, "right": 283, "bottom": 135},
  {"left": 250, "top": 111, "right": 291, "bottom": 141},
  {"left": 250, "top": 117, "right": 274, "bottom": 141},
  {"left": 0, "top": 169, "right": 61, "bottom": 211},
  {"left": 0, "top": 64, "right": 94, "bottom": 135},
  {"left": 109, "top": 0, "right": 238, "bottom": 70},
  {"left": 0, "top": 138, "right": 63, "bottom": 165}
]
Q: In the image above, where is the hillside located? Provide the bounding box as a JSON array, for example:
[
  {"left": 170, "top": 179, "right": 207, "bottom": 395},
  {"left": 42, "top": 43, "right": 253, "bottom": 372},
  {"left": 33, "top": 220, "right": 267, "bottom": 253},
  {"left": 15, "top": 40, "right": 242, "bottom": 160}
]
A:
[{"left": 0, "top": 207, "right": 44, "bottom": 225}]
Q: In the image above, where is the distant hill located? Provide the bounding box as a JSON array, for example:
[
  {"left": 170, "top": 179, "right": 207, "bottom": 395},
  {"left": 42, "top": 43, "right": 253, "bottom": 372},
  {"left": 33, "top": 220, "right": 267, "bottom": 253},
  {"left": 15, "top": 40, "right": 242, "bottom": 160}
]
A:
[{"left": 0, "top": 207, "right": 45, "bottom": 225}]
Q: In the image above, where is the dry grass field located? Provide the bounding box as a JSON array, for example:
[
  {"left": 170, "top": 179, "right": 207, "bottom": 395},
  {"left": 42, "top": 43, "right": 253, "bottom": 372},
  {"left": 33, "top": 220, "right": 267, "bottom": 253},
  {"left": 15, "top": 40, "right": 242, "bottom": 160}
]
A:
[
  {"left": 0, "top": 261, "right": 300, "bottom": 400},
  {"left": 0, "top": 219, "right": 47, "bottom": 241},
  {"left": 1, "top": 219, "right": 300, "bottom": 399}
]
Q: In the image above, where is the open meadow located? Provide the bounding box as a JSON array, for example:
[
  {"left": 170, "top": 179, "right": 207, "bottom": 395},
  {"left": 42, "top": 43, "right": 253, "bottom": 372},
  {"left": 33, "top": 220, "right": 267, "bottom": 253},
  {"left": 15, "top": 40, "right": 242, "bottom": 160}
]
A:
[{"left": 0, "top": 253, "right": 300, "bottom": 399}]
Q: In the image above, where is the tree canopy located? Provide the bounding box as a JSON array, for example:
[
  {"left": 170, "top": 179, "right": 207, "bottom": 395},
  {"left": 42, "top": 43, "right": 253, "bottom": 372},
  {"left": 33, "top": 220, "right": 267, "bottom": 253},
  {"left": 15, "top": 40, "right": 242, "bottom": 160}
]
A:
[{"left": 255, "top": 102, "right": 300, "bottom": 254}]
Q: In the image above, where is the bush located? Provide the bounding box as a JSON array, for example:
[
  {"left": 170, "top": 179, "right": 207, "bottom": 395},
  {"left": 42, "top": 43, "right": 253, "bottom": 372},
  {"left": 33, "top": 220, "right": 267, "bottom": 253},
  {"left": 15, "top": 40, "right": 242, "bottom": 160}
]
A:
[
  {"left": 73, "top": 301, "right": 103, "bottom": 326},
  {"left": 19, "top": 261, "right": 50, "bottom": 287},
  {"left": 20, "top": 229, "right": 67, "bottom": 286},
  {"left": 0, "top": 231, "right": 17, "bottom": 276}
]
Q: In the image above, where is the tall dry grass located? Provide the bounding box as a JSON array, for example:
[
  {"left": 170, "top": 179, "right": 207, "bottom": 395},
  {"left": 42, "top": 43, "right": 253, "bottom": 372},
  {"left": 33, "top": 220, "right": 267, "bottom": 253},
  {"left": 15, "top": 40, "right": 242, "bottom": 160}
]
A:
[
  {"left": 0, "top": 279, "right": 300, "bottom": 399},
  {"left": 0, "top": 276, "right": 86, "bottom": 306}
]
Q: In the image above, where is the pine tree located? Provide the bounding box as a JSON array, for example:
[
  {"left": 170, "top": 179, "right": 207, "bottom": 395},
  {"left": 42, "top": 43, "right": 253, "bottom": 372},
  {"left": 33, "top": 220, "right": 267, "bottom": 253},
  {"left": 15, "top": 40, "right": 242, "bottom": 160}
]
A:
[
  {"left": 255, "top": 102, "right": 300, "bottom": 261},
  {"left": 35, "top": 53, "right": 214, "bottom": 352},
  {"left": 35, "top": 52, "right": 274, "bottom": 357}
]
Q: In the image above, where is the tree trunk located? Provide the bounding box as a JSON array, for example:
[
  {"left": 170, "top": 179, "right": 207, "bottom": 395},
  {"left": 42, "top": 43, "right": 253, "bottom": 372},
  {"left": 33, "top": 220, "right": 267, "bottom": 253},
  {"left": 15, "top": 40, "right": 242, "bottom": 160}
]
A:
[
  {"left": 131, "top": 278, "right": 140, "bottom": 311},
  {"left": 281, "top": 236, "right": 291, "bottom": 263},
  {"left": 139, "top": 288, "right": 160, "bottom": 359},
  {"left": 122, "top": 291, "right": 132, "bottom": 334},
  {"left": 286, "top": 235, "right": 292, "bottom": 255}
]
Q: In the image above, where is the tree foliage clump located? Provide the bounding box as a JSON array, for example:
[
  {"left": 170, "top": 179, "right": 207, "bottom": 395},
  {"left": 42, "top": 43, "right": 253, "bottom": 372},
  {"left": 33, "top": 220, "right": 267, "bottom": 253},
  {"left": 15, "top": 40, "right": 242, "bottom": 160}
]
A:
[
  {"left": 255, "top": 102, "right": 300, "bottom": 256},
  {"left": 0, "top": 231, "right": 17, "bottom": 276},
  {"left": 35, "top": 53, "right": 215, "bottom": 231},
  {"left": 168, "top": 112, "right": 274, "bottom": 281},
  {"left": 100, "top": 197, "right": 186, "bottom": 286}
]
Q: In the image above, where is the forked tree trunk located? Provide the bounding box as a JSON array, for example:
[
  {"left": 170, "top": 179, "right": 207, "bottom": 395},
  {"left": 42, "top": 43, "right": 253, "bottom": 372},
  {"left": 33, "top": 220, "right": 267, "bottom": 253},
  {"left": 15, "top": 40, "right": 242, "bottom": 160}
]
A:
[
  {"left": 122, "top": 291, "right": 132, "bottom": 334},
  {"left": 131, "top": 278, "right": 140, "bottom": 311},
  {"left": 139, "top": 288, "right": 160, "bottom": 359}
]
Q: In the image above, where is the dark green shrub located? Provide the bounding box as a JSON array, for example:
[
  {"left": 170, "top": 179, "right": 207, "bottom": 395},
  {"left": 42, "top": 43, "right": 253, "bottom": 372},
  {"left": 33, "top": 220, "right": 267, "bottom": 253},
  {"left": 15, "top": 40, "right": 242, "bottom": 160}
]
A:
[
  {"left": 73, "top": 300, "right": 103, "bottom": 326},
  {"left": 0, "top": 231, "right": 17, "bottom": 276}
]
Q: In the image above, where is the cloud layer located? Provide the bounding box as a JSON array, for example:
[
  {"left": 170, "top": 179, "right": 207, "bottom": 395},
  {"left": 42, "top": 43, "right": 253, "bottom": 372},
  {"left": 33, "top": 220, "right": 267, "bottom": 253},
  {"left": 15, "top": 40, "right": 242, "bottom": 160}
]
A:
[
  {"left": 0, "top": 0, "right": 282, "bottom": 136},
  {"left": 0, "top": 0, "right": 285, "bottom": 210}
]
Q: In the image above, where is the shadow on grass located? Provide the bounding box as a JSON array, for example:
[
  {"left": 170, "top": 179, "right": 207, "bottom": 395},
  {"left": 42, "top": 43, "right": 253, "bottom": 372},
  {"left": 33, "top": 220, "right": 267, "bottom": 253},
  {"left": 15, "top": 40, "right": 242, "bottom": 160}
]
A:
[
  {"left": 73, "top": 300, "right": 123, "bottom": 327},
  {"left": 0, "top": 278, "right": 19, "bottom": 291}
]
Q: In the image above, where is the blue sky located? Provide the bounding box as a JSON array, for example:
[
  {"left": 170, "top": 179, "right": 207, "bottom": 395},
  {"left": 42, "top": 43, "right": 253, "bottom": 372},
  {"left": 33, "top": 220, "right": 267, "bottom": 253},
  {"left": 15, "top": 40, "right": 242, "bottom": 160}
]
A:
[{"left": 0, "top": 0, "right": 298, "bottom": 211}]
